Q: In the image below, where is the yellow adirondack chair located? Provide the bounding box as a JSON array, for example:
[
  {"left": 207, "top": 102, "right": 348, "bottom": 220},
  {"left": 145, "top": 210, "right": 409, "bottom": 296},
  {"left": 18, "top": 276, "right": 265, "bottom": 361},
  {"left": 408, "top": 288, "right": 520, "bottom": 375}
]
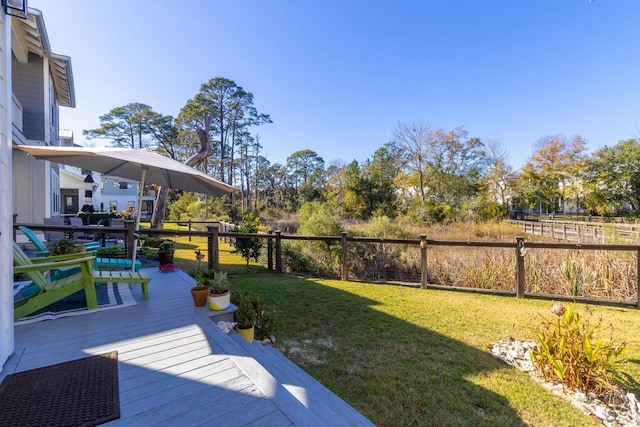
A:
[{"left": 13, "top": 241, "right": 98, "bottom": 321}]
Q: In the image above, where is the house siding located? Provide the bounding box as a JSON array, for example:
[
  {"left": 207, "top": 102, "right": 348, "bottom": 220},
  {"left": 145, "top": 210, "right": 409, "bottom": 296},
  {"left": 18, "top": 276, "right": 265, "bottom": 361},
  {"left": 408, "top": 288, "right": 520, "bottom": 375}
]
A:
[
  {"left": 12, "top": 52, "right": 44, "bottom": 141},
  {"left": 1, "top": 11, "right": 14, "bottom": 373},
  {"left": 13, "top": 151, "right": 47, "bottom": 224}
]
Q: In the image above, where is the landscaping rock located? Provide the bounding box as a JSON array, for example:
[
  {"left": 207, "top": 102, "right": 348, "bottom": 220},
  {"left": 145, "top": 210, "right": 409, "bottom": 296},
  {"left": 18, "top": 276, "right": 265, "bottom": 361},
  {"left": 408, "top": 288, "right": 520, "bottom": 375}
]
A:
[{"left": 489, "top": 338, "right": 640, "bottom": 427}]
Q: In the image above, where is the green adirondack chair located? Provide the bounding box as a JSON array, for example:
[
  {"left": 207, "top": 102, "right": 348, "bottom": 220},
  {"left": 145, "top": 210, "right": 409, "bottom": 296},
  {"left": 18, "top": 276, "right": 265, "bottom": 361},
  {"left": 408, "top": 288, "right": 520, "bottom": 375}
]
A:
[
  {"left": 13, "top": 241, "right": 98, "bottom": 321},
  {"left": 18, "top": 225, "right": 140, "bottom": 271},
  {"left": 18, "top": 225, "right": 100, "bottom": 256}
]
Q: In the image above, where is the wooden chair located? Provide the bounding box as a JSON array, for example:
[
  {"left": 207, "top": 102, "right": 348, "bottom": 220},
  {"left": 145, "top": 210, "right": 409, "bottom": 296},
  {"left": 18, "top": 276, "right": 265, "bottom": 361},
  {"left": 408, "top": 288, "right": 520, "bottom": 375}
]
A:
[{"left": 13, "top": 241, "right": 98, "bottom": 320}]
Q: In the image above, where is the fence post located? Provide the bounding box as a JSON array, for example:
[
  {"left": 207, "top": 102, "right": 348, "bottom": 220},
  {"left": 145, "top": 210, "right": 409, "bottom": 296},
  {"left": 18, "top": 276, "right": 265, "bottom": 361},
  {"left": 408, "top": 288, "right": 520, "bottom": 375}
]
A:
[
  {"left": 516, "top": 237, "right": 526, "bottom": 298},
  {"left": 637, "top": 248, "right": 640, "bottom": 308},
  {"left": 188, "top": 219, "right": 192, "bottom": 242},
  {"left": 207, "top": 225, "right": 219, "bottom": 272},
  {"left": 420, "top": 234, "right": 428, "bottom": 289},
  {"left": 341, "top": 231, "right": 348, "bottom": 281},
  {"left": 274, "top": 230, "right": 282, "bottom": 273},
  {"left": 267, "top": 229, "right": 273, "bottom": 271},
  {"left": 124, "top": 220, "right": 136, "bottom": 259}
]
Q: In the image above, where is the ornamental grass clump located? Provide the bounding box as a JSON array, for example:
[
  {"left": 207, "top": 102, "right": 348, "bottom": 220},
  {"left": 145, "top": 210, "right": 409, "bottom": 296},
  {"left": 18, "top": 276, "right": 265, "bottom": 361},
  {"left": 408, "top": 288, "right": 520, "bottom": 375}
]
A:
[{"left": 529, "top": 303, "right": 628, "bottom": 398}]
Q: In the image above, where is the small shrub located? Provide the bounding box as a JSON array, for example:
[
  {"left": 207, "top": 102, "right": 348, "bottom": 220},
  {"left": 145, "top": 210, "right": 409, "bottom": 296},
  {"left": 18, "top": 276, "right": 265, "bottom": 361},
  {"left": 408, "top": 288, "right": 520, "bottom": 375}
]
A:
[
  {"left": 529, "top": 303, "right": 628, "bottom": 398},
  {"left": 138, "top": 246, "right": 158, "bottom": 260},
  {"left": 141, "top": 235, "right": 164, "bottom": 248},
  {"left": 231, "top": 290, "right": 274, "bottom": 340},
  {"left": 232, "top": 213, "right": 263, "bottom": 267}
]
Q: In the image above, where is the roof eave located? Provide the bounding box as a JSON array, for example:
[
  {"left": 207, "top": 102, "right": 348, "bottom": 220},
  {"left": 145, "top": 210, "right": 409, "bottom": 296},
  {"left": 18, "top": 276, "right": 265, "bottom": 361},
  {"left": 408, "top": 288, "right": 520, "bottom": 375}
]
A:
[{"left": 15, "top": 8, "right": 75, "bottom": 108}]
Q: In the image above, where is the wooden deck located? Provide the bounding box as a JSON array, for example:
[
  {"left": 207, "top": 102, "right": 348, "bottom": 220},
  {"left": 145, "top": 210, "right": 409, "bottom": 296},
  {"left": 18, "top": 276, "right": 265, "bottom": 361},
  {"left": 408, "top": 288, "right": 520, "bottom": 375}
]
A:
[{"left": 2, "top": 268, "right": 373, "bottom": 426}]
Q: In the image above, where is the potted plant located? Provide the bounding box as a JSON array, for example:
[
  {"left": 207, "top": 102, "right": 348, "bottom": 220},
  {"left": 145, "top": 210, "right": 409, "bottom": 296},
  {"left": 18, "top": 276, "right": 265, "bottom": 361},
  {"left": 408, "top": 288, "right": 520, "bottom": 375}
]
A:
[
  {"left": 208, "top": 270, "right": 230, "bottom": 311},
  {"left": 190, "top": 268, "right": 210, "bottom": 307},
  {"left": 233, "top": 291, "right": 256, "bottom": 343},
  {"left": 253, "top": 294, "right": 275, "bottom": 344},
  {"left": 189, "top": 250, "right": 209, "bottom": 306},
  {"left": 157, "top": 239, "right": 175, "bottom": 267},
  {"left": 48, "top": 238, "right": 84, "bottom": 256}
]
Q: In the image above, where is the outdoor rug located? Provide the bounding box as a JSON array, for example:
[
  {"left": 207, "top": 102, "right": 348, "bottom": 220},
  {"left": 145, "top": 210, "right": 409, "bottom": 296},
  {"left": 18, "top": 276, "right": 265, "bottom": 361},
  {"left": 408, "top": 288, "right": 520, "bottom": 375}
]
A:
[
  {"left": 0, "top": 351, "right": 120, "bottom": 427},
  {"left": 14, "top": 282, "right": 137, "bottom": 325}
]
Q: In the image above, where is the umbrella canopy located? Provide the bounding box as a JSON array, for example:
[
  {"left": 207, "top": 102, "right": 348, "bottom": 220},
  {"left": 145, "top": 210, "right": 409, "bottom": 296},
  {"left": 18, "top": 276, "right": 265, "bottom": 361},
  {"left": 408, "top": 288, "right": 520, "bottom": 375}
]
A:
[
  {"left": 15, "top": 145, "right": 236, "bottom": 196},
  {"left": 15, "top": 145, "right": 236, "bottom": 271}
]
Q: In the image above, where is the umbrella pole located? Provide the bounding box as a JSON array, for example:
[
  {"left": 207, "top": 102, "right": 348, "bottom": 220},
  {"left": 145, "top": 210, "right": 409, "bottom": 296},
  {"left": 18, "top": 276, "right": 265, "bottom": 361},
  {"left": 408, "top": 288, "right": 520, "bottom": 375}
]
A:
[{"left": 131, "top": 167, "right": 148, "bottom": 272}]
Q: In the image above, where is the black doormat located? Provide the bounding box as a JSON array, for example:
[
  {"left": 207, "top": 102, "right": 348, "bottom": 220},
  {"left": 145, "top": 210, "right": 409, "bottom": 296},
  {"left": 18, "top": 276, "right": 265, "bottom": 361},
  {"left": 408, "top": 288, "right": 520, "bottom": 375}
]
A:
[{"left": 0, "top": 351, "right": 120, "bottom": 427}]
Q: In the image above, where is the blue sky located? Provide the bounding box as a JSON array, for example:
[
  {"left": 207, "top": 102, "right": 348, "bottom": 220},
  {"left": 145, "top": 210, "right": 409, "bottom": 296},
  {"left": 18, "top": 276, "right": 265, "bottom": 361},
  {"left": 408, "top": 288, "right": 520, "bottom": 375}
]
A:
[{"left": 35, "top": 1, "right": 640, "bottom": 170}]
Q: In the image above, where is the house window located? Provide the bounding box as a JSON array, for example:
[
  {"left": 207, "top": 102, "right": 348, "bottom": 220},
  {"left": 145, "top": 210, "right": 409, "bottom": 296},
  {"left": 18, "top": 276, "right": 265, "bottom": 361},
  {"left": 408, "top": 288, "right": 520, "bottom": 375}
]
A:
[
  {"left": 119, "top": 182, "right": 129, "bottom": 190},
  {"left": 109, "top": 201, "right": 117, "bottom": 213},
  {"left": 51, "top": 170, "right": 60, "bottom": 215}
]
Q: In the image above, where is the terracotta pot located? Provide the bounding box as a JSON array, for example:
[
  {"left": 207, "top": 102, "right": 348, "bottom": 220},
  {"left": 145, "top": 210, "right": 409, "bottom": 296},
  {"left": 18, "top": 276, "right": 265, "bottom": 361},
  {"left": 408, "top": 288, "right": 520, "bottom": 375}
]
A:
[
  {"left": 190, "top": 286, "right": 209, "bottom": 306},
  {"left": 208, "top": 289, "right": 230, "bottom": 311},
  {"left": 236, "top": 325, "right": 255, "bottom": 343}
]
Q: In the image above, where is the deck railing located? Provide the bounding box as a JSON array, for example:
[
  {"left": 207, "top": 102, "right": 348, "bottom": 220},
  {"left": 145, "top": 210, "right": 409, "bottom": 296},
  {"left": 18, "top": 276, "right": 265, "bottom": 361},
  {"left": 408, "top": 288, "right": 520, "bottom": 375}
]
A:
[{"left": 14, "top": 220, "right": 640, "bottom": 309}]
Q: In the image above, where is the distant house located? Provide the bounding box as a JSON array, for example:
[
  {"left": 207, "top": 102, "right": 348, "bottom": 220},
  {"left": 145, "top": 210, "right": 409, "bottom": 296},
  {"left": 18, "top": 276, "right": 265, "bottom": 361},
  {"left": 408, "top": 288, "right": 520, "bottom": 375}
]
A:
[
  {"left": 1, "top": 5, "right": 72, "bottom": 371},
  {"left": 57, "top": 132, "right": 155, "bottom": 219},
  {"left": 98, "top": 176, "right": 155, "bottom": 220}
]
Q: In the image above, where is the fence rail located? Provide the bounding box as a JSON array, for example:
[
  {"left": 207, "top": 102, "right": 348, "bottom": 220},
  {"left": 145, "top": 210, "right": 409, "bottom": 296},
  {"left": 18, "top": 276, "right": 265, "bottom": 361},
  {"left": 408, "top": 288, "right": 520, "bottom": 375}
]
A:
[
  {"left": 14, "top": 220, "right": 640, "bottom": 309},
  {"left": 508, "top": 219, "right": 640, "bottom": 244}
]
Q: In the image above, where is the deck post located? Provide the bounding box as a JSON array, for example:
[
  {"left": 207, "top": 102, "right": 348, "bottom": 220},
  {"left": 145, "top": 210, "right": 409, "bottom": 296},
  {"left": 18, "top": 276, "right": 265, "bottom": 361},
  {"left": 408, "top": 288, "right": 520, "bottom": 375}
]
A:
[
  {"left": 420, "top": 234, "right": 428, "bottom": 289},
  {"left": 637, "top": 248, "right": 640, "bottom": 308},
  {"left": 124, "top": 220, "right": 136, "bottom": 259},
  {"left": 188, "top": 219, "right": 192, "bottom": 242},
  {"left": 516, "top": 237, "right": 526, "bottom": 298},
  {"left": 341, "top": 231, "right": 348, "bottom": 281},
  {"left": 207, "top": 225, "right": 219, "bottom": 271},
  {"left": 275, "top": 230, "right": 282, "bottom": 273},
  {"left": 267, "top": 229, "right": 274, "bottom": 271}
]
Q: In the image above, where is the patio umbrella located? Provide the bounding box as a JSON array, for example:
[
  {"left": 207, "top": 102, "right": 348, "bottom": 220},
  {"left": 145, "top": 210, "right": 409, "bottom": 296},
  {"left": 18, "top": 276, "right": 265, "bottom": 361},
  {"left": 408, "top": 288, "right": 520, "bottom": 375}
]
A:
[{"left": 15, "top": 145, "right": 236, "bottom": 270}]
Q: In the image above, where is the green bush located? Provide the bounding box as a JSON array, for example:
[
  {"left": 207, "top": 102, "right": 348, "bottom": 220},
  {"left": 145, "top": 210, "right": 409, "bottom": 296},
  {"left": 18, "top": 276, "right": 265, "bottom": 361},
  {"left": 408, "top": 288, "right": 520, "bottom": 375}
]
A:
[
  {"left": 168, "top": 192, "right": 231, "bottom": 222},
  {"left": 230, "top": 290, "right": 274, "bottom": 340},
  {"left": 140, "top": 235, "right": 163, "bottom": 248},
  {"left": 232, "top": 213, "right": 263, "bottom": 267},
  {"left": 96, "top": 245, "right": 125, "bottom": 258},
  {"left": 138, "top": 246, "right": 158, "bottom": 261},
  {"left": 529, "top": 304, "right": 628, "bottom": 398}
]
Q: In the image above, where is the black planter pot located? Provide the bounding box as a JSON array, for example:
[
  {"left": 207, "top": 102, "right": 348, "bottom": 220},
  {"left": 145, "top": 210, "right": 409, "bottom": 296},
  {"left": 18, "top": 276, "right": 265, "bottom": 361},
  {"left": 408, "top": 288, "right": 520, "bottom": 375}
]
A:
[{"left": 158, "top": 250, "right": 175, "bottom": 265}]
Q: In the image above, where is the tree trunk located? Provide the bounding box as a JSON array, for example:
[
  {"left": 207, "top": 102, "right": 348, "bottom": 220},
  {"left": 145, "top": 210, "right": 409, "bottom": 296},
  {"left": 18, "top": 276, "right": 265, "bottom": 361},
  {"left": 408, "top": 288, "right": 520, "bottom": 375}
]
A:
[{"left": 151, "top": 114, "right": 214, "bottom": 229}]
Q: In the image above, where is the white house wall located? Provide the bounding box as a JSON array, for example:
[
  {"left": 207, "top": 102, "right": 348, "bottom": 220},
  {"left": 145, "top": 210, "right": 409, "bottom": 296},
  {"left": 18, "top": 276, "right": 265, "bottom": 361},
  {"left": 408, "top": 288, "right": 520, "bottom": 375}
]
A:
[
  {"left": 13, "top": 148, "right": 48, "bottom": 223},
  {"left": 0, "top": 11, "right": 14, "bottom": 373}
]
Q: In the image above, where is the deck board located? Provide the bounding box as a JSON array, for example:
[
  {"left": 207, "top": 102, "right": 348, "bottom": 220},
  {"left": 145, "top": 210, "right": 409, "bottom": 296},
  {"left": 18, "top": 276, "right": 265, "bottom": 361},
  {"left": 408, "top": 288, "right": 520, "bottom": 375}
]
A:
[{"left": 2, "top": 267, "right": 373, "bottom": 426}]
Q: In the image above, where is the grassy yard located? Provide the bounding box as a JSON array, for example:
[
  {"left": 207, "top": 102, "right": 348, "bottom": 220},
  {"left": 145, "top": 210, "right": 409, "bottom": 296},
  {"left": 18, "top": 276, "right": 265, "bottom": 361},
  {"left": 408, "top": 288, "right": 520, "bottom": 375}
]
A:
[{"left": 169, "top": 228, "right": 640, "bottom": 426}]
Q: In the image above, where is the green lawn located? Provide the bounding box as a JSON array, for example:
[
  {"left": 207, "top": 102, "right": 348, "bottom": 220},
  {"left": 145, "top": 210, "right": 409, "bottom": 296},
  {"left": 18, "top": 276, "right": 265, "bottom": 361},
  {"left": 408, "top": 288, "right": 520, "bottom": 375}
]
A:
[{"left": 169, "top": 229, "right": 640, "bottom": 426}]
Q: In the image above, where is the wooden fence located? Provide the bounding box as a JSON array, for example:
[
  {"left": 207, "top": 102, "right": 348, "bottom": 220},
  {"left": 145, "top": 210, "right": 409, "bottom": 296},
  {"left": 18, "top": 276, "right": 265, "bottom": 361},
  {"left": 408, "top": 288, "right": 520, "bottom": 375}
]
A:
[
  {"left": 508, "top": 219, "right": 640, "bottom": 244},
  {"left": 13, "top": 220, "right": 640, "bottom": 309}
]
